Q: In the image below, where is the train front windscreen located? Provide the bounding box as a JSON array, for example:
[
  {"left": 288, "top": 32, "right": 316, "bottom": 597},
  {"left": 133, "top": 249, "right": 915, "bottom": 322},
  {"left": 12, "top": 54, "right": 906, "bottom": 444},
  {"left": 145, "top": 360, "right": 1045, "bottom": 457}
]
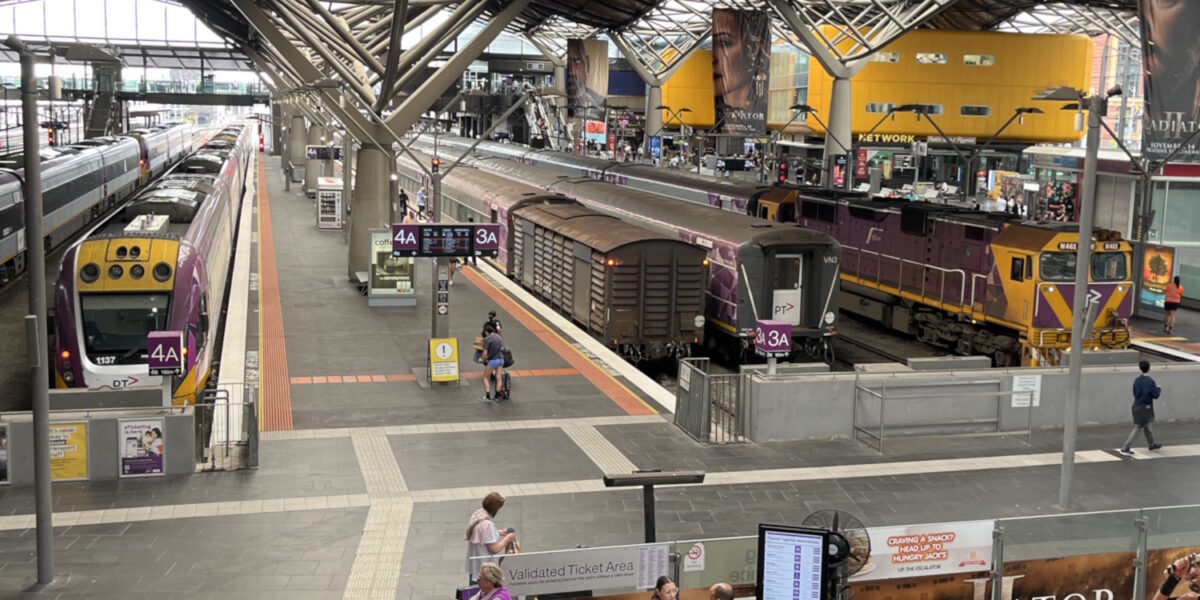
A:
[{"left": 79, "top": 293, "right": 171, "bottom": 365}]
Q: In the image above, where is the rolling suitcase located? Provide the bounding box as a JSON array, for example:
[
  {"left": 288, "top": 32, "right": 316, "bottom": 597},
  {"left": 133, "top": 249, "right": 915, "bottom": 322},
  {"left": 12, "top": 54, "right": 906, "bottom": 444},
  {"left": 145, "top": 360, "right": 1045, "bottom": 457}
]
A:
[{"left": 496, "top": 372, "right": 512, "bottom": 400}]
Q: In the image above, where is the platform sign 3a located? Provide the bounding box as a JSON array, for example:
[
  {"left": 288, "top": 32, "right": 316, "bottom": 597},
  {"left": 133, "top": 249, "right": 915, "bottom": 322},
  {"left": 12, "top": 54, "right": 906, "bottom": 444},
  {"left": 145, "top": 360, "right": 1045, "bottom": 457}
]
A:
[
  {"left": 147, "top": 331, "right": 183, "bottom": 376},
  {"left": 754, "top": 320, "right": 792, "bottom": 358},
  {"left": 392, "top": 224, "right": 419, "bottom": 257},
  {"left": 474, "top": 224, "right": 500, "bottom": 257},
  {"left": 429, "top": 338, "right": 460, "bottom": 382}
]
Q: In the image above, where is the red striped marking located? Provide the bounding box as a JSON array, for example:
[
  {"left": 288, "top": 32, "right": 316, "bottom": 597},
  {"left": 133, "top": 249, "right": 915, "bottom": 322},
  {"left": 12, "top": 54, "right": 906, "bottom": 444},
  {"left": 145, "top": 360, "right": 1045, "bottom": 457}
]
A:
[
  {"left": 258, "top": 155, "right": 294, "bottom": 431},
  {"left": 288, "top": 368, "right": 580, "bottom": 385}
]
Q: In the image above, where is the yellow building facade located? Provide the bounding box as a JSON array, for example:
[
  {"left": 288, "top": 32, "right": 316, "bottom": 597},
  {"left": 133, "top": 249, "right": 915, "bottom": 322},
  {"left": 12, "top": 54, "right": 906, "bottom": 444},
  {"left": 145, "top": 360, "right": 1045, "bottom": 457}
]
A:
[{"left": 660, "top": 30, "right": 1094, "bottom": 144}]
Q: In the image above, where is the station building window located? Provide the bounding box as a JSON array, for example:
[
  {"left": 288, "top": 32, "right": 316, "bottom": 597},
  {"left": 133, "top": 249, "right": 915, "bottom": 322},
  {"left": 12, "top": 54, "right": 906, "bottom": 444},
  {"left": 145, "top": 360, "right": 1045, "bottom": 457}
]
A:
[
  {"left": 961, "top": 105, "right": 991, "bottom": 117},
  {"left": 865, "top": 102, "right": 895, "bottom": 113},
  {"left": 871, "top": 52, "right": 900, "bottom": 63},
  {"left": 963, "top": 54, "right": 995, "bottom": 66},
  {"left": 915, "top": 53, "right": 947, "bottom": 64}
]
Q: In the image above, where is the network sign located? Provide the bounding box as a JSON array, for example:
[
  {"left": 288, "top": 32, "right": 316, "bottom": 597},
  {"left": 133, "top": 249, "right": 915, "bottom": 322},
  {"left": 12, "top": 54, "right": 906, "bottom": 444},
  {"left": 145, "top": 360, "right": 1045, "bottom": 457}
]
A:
[
  {"left": 474, "top": 224, "right": 500, "bottom": 257},
  {"left": 147, "top": 331, "right": 183, "bottom": 376},
  {"left": 392, "top": 224, "right": 419, "bottom": 256},
  {"left": 754, "top": 320, "right": 792, "bottom": 359}
]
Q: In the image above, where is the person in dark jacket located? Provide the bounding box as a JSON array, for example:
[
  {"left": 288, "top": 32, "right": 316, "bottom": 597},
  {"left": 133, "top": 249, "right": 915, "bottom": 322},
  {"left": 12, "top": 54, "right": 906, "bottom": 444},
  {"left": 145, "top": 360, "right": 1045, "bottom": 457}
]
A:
[
  {"left": 1120, "top": 360, "right": 1163, "bottom": 455},
  {"left": 480, "top": 324, "right": 504, "bottom": 403}
]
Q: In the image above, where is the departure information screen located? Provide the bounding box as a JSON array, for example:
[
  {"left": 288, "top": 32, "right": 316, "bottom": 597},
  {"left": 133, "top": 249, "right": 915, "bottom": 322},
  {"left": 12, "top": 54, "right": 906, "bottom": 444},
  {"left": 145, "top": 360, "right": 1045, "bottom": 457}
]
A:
[
  {"left": 419, "top": 226, "right": 473, "bottom": 257},
  {"left": 757, "top": 525, "right": 826, "bottom": 600}
]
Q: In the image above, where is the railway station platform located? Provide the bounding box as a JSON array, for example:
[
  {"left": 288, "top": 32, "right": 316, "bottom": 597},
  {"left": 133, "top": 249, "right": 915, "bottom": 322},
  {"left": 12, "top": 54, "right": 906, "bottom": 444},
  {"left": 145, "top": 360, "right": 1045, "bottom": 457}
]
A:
[
  {"left": 0, "top": 154, "right": 1199, "bottom": 599},
  {"left": 1130, "top": 307, "right": 1200, "bottom": 362}
]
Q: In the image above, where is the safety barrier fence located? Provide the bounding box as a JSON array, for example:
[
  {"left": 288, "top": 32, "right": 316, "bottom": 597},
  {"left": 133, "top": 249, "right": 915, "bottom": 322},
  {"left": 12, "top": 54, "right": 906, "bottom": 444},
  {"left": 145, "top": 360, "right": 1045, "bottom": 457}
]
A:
[
  {"left": 198, "top": 383, "right": 257, "bottom": 471},
  {"left": 675, "top": 358, "right": 747, "bottom": 444},
  {"left": 852, "top": 374, "right": 1036, "bottom": 452},
  {"left": 463, "top": 503, "right": 1200, "bottom": 600}
]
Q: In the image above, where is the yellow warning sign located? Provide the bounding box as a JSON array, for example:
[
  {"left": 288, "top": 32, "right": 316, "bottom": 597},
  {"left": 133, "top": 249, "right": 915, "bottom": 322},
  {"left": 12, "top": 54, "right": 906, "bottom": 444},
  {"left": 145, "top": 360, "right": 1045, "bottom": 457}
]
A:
[{"left": 429, "top": 338, "right": 460, "bottom": 383}]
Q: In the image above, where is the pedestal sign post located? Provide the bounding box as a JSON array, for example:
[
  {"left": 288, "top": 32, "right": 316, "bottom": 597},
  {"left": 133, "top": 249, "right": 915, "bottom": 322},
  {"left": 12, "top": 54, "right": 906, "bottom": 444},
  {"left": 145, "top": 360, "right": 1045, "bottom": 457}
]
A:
[
  {"left": 754, "top": 320, "right": 792, "bottom": 375},
  {"left": 147, "top": 331, "right": 183, "bottom": 407}
]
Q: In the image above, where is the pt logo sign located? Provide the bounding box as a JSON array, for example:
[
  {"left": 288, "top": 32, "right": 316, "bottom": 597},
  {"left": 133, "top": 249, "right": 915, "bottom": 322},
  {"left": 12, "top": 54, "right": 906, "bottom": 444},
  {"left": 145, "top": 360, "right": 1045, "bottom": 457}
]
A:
[{"left": 147, "top": 331, "right": 183, "bottom": 377}]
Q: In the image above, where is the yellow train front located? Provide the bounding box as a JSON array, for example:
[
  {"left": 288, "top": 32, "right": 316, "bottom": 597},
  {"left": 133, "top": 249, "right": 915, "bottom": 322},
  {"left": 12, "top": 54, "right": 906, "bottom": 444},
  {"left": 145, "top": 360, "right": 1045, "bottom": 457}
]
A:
[{"left": 981, "top": 225, "right": 1133, "bottom": 365}]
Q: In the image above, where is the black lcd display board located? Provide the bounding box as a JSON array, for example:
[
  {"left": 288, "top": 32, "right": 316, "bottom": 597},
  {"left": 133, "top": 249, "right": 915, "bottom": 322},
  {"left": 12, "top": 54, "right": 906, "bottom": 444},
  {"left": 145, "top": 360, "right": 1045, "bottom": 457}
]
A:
[
  {"left": 419, "top": 226, "right": 473, "bottom": 257},
  {"left": 305, "top": 146, "right": 344, "bottom": 160}
]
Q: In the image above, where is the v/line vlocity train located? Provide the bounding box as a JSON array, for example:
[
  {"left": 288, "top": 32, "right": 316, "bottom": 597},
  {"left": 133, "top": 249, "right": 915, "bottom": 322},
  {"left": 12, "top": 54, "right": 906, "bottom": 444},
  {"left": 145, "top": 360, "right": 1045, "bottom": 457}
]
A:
[
  {"left": 397, "top": 150, "right": 708, "bottom": 362},
  {"left": 409, "top": 139, "right": 843, "bottom": 364},
  {"left": 0, "top": 123, "right": 197, "bottom": 284},
  {"left": 53, "top": 123, "right": 254, "bottom": 405}
]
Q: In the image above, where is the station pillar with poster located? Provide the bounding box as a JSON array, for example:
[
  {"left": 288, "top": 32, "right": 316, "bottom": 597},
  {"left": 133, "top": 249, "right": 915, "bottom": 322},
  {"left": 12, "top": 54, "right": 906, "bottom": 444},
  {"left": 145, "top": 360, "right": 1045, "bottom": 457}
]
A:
[{"left": 393, "top": 222, "right": 500, "bottom": 386}]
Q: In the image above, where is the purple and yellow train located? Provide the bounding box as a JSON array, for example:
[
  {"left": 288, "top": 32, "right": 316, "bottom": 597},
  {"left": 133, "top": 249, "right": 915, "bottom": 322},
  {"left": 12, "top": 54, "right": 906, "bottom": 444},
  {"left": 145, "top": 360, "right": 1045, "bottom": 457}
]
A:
[{"left": 53, "top": 122, "right": 254, "bottom": 405}]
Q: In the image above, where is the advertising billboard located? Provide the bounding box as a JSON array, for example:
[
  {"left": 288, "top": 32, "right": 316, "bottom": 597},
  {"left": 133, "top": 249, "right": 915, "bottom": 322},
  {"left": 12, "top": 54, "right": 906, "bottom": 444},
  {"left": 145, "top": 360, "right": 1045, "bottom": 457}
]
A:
[
  {"left": 567, "top": 39, "right": 608, "bottom": 121},
  {"left": 119, "top": 418, "right": 165, "bottom": 478},
  {"left": 712, "top": 9, "right": 770, "bottom": 136},
  {"left": 1139, "top": 0, "right": 1200, "bottom": 161},
  {"left": 50, "top": 422, "right": 88, "bottom": 481},
  {"left": 1140, "top": 244, "right": 1177, "bottom": 309}
]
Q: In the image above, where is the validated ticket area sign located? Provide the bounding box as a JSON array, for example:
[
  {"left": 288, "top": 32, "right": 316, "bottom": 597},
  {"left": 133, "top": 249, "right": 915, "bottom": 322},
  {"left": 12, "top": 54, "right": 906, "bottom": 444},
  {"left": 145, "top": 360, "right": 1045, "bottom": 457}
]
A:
[{"left": 393, "top": 223, "right": 500, "bottom": 258}]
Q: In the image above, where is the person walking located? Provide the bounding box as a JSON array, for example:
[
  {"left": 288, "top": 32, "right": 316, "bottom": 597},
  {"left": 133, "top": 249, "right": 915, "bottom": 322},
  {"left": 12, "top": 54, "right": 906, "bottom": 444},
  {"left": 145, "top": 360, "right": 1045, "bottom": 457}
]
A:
[
  {"left": 473, "top": 310, "right": 502, "bottom": 365},
  {"left": 416, "top": 187, "right": 427, "bottom": 216},
  {"left": 467, "top": 217, "right": 478, "bottom": 266},
  {"left": 399, "top": 189, "right": 410, "bottom": 219},
  {"left": 465, "top": 492, "right": 516, "bottom": 584},
  {"left": 1120, "top": 360, "right": 1164, "bottom": 455},
  {"left": 479, "top": 324, "right": 505, "bottom": 403},
  {"left": 469, "top": 563, "right": 512, "bottom": 600},
  {"left": 1164, "top": 276, "right": 1184, "bottom": 334}
]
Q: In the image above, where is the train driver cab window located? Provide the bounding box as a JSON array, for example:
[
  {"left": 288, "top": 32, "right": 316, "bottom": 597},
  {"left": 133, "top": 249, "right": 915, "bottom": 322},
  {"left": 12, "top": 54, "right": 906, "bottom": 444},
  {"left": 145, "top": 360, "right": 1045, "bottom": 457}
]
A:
[
  {"left": 1039, "top": 252, "right": 1076, "bottom": 281},
  {"left": 1010, "top": 257, "right": 1024, "bottom": 282},
  {"left": 1092, "top": 253, "right": 1127, "bottom": 281}
]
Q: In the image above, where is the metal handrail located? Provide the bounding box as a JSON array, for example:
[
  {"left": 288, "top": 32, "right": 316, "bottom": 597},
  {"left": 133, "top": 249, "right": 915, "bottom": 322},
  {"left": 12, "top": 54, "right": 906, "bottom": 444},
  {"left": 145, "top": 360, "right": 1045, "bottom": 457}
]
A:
[
  {"left": 853, "top": 376, "right": 1035, "bottom": 453},
  {"left": 843, "top": 242, "right": 968, "bottom": 306}
]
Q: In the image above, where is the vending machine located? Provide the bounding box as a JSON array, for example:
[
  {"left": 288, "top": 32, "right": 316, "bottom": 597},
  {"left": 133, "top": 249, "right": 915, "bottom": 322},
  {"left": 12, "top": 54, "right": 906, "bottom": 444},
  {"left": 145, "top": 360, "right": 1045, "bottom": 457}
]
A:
[{"left": 316, "top": 177, "right": 344, "bottom": 230}]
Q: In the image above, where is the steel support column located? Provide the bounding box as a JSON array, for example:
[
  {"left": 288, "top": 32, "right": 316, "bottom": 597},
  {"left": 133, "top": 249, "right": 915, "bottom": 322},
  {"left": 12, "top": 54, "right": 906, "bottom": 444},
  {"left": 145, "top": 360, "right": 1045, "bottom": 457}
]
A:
[
  {"left": 304, "top": 123, "right": 327, "bottom": 195},
  {"left": 825, "top": 77, "right": 852, "bottom": 187},
  {"left": 645, "top": 85, "right": 663, "bottom": 159},
  {"left": 374, "top": 0, "right": 410, "bottom": 113},
  {"left": 289, "top": 114, "right": 307, "bottom": 183},
  {"left": 384, "top": 0, "right": 533, "bottom": 136},
  {"left": 271, "top": 102, "right": 283, "bottom": 156},
  {"left": 348, "top": 144, "right": 393, "bottom": 280},
  {"left": 553, "top": 65, "right": 566, "bottom": 94}
]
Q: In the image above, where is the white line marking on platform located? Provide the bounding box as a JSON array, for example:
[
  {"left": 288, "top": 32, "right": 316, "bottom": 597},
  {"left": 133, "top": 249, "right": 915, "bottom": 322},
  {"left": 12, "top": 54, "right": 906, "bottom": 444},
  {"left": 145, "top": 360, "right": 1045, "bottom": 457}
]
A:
[
  {"left": 260, "top": 414, "right": 664, "bottom": 441},
  {"left": 475, "top": 261, "right": 677, "bottom": 413}
]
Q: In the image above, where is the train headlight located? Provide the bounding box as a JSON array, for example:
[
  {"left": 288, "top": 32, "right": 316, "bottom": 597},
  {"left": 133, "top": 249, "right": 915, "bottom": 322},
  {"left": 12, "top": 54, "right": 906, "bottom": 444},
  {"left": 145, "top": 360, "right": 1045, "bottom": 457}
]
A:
[
  {"left": 63, "top": 370, "right": 74, "bottom": 384},
  {"left": 1046, "top": 286, "right": 1055, "bottom": 293},
  {"left": 130, "top": 264, "right": 145, "bottom": 279},
  {"left": 80, "top": 263, "right": 100, "bottom": 283},
  {"left": 153, "top": 262, "right": 172, "bottom": 282},
  {"left": 824, "top": 311, "right": 836, "bottom": 325},
  {"left": 694, "top": 315, "right": 706, "bottom": 328},
  {"left": 108, "top": 264, "right": 124, "bottom": 279}
]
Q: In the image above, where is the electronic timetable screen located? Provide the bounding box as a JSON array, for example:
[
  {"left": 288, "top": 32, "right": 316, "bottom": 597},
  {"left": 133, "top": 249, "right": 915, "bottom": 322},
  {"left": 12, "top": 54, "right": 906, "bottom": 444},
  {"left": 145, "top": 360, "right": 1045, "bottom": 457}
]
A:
[{"left": 756, "top": 525, "right": 827, "bottom": 600}]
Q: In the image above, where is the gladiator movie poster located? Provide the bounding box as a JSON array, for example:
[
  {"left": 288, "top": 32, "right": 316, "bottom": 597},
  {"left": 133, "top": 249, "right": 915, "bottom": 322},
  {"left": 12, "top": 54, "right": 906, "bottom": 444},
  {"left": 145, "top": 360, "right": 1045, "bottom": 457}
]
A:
[
  {"left": 848, "top": 546, "right": 1200, "bottom": 600},
  {"left": 712, "top": 9, "right": 770, "bottom": 136},
  {"left": 567, "top": 39, "right": 608, "bottom": 121},
  {"left": 1139, "top": 0, "right": 1200, "bottom": 161}
]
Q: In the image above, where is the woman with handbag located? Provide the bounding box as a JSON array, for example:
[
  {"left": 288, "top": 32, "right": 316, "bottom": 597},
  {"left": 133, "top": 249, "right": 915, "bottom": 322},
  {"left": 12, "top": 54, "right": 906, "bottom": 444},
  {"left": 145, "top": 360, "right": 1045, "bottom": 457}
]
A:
[{"left": 465, "top": 493, "right": 517, "bottom": 584}]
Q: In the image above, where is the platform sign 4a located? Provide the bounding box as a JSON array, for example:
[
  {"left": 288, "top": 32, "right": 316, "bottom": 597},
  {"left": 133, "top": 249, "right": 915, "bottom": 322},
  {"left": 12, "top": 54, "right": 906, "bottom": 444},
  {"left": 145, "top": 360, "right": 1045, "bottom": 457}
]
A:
[
  {"left": 392, "top": 224, "right": 419, "bottom": 257},
  {"left": 429, "top": 338, "right": 460, "bottom": 383},
  {"left": 147, "top": 331, "right": 183, "bottom": 376},
  {"left": 474, "top": 224, "right": 500, "bottom": 257},
  {"left": 754, "top": 320, "right": 792, "bottom": 359}
]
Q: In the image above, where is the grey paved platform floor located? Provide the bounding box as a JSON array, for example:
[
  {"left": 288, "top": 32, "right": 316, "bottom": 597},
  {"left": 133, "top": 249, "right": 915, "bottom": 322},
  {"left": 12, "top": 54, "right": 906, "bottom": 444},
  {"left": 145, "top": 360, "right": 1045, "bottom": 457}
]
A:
[{"left": 1, "top": 155, "right": 1197, "bottom": 600}]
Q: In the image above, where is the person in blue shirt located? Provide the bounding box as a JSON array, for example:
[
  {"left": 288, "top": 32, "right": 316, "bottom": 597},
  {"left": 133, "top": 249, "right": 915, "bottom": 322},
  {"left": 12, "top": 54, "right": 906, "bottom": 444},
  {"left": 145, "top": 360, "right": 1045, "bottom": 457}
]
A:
[{"left": 1120, "top": 360, "right": 1163, "bottom": 455}]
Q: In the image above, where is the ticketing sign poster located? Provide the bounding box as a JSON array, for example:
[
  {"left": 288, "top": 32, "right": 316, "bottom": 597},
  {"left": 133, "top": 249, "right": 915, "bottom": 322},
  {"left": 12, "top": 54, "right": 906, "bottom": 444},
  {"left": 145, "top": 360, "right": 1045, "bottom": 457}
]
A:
[{"left": 119, "top": 418, "right": 165, "bottom": 478}]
